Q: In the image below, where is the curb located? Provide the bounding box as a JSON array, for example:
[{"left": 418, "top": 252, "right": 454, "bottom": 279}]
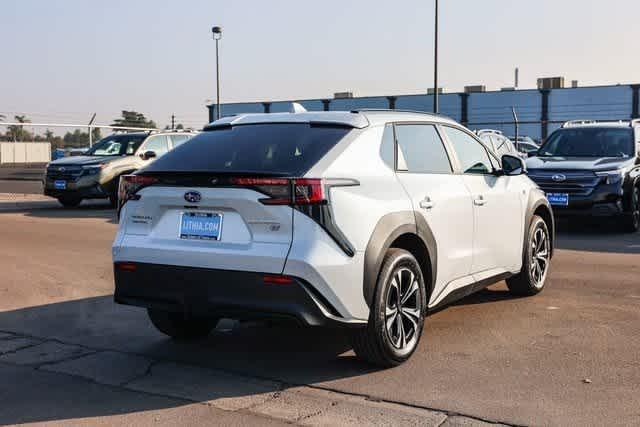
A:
[
  {"left": 0, "top": 177, "right": 44, "bottom": 182},
  {"left": 0, "top": 201, "right": 60, "bottom": 211}
]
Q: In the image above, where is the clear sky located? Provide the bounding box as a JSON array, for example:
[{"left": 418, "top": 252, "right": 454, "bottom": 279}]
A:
[{"left": 1, "top": 0, "right": 639, "bottom": 130}]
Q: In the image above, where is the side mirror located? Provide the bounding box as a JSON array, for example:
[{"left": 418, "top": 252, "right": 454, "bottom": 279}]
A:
[
  {"left": 140, "top": 150, "right": 157, "bottom": 160},
  {"left": 501, "top": 154, "right": 526, "bottom": 176},
  {"left": 527, "top": 150, "right": 538, "bottom": 158}
]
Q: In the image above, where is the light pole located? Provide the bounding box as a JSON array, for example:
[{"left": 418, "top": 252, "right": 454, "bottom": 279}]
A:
[
  {"left": 212, "top": 26, "right": 223, "bottom": 120},
  {"left": 433, "top": 0, "right": 439, "bottom": 114}
]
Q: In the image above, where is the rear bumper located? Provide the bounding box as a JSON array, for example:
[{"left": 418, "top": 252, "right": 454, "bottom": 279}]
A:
[{"left": 113, "top": 262, "right": 365, "bottom": 328}]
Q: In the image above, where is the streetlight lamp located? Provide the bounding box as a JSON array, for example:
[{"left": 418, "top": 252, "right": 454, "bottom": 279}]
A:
[
  {"left": 433, "top": 0, "right": 439, "bottom": 114},
  {"left": 212, "top": 25, "right": 223, "bottom": 120}
]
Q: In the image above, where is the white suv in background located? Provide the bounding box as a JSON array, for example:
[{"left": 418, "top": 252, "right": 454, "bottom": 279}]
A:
[{"left": 112, "top": 108, "right": 554, "bottom": 367}]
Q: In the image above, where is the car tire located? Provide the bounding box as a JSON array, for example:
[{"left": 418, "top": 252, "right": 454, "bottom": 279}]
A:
[
  {"left": 147, "top": 309, "right": 216, "bottom": 340},
  {"left": 350, "top": 248, "right": 426, "bottom": 368},
  {"left": 622, "top": 186, "right": 640, "bottom": 233},
  {"left": 57, "top": 196, "right": 82, "bottom": 208},
  {"left": 506, "top": 215, "right": 551, "bottom": 296}
]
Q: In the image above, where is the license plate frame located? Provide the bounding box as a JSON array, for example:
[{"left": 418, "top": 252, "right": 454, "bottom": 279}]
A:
[
  {"left": 54, "top": 180, "right": 67, "bottom": 190},
  {"left": 546, "top": 193, "right": 569, "bottom": 206},
  {"left": 179, "top": 211, "right": 223, "bottom": 241}
]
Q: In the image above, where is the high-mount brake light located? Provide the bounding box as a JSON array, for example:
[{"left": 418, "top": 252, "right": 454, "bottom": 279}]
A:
[{"left": 230, "top": 177, "right": 327, "bottom": 206}]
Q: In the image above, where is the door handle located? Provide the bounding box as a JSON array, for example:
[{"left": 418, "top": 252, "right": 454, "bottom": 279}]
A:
[
  {"left": 473, "top": 195, "right": 486, "bottom": 206},
  {"left": 419, "top": 197, "right": 435, "bottom": 210}
]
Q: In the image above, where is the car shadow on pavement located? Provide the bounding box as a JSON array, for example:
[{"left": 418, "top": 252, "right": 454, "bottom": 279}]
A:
[
  {"left": 448, "top": 287, "right": 519, "bottom": 307},
  {"left": 0, "top": 295, "right": 375, "bottom": 424},
  {"left": 24, "top": 203, "right": 118, "bottom": 224},
  {"left": 554, "top": 219, "right": 640, "bottom": 254}
]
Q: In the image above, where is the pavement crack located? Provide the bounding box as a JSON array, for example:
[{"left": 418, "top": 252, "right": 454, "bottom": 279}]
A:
[
  {"left": 0, "top": 328, "right": 521, "bottom": 426},
  {"left": 0, "top": 338, "right": 45, "bottom": 356},
  {"left": 33, "top": 349, "right": 100, "bottom": 369},
  {"left": 119, "top": 359, "right": 160, "bottom": 388}
]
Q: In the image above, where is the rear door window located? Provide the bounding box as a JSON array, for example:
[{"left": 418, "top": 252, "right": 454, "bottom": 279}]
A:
[
  {"left": 395, "top": 124, "right": 452, "bottom": 174},
  {"left": 169, "top": 134, "right": 191, "bottom": 148},
  {"left": 145, "top": 124, "right": 351, "bottom": 176},
  {"left": 143, "top": 135, "right": 170, "bottom": 157}
]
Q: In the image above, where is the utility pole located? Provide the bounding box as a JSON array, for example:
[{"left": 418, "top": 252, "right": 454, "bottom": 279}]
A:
[
  {"left": 171, "top": 114, "right": 175, "bottom": 130},
  {"left": 212, "top": 26, "right": 223, "bottom": 120},
  {"left": 88, "top": 113, "right": 96, "bottom": 147},
  {"left": 433, "top": 0, "right": 439, "bottom": 114}
]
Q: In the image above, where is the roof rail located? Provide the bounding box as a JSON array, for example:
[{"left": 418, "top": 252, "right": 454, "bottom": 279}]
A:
[
  {"left": 350, "top": 109, "right": 454, "bottom": 122},
  {"left": 561, "top": 120, "right": 597, "bottom": 128},
  {"left": 475, "top": 129, "right": 503, "bottom": 136}
]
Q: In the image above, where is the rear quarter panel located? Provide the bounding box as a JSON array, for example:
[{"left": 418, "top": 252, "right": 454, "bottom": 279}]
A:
[{"left": 308, "top": 125, "right": 413, "bottom": 252}]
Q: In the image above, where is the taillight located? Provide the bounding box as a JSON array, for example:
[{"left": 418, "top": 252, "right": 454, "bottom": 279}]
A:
[
  {"left": 117, "top": 175, "right": 158, "bottom": 215},
  {"left": 114, "top": 261, "right": 137, "bottom": 272},
  {"left": 263, "top": 274, "right": 294, "bottom": 285},
  {"left": 229, "top": 177, "right": 327, "bottom": 206},
  {"left": 293, "top": 179, "right": 326, "bottom": 205},
  {"left": 230, "top": 177, "right": 291, "bottom": 205}
]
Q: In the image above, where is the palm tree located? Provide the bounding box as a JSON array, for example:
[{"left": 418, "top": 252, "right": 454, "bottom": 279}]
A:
[{"left": 7, "top": 115, "right": 31, "bottom": 142}]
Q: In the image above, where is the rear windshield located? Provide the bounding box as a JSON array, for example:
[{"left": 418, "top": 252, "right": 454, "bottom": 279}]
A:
[
  {"left": 144, "top": 123, "right": 351, "bottom": 176},
  {"left": 539, "top": 128, "right": 634, "bottom": 158}
]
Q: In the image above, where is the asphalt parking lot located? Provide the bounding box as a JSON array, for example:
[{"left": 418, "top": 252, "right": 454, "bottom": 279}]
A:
[{"left": 0, "top": 201, "right": 639, "bottom": 426}]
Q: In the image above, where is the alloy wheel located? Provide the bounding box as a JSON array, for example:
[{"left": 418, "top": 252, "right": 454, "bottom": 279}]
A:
[
  {"left": 384, "top": 267, "right": 422, "bottom": 353},
  {"left": 632, "top": 188, "right": 640, "bottom": 229},
  {"left": 530, "top": 225, "right": 550, "bottom": 288}
]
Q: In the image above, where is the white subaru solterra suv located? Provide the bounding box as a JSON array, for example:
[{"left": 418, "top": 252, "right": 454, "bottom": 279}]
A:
[{"left": 113, "top": 108, "right": 554, "bottom": 367}]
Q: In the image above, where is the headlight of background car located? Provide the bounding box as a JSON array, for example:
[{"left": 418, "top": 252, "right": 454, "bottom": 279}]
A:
[
  {"left": 595, "top": 170, "right": 624, "bottom": 185},
  {"left": 82, "top": 164, "right": 106, "bottom": 176}
]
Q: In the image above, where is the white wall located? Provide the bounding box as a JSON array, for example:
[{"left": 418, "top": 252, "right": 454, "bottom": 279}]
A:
[{"left": 0, "top": 142, "right": 51, "bottom": 164}]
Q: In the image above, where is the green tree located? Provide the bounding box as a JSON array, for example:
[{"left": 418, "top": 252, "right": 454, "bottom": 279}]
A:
[
  {"left": 111, "top": 111, "right": 157, "bottom": 130},
  {"left": 44, "top": 129, "right": 54, "bottom": 140},
  {"left": 91, "top": 127, "right": 102, "bottom": 142},
  {"left": 63, "top": 129, "right": 89, "bottom": 147},
  {"left": 6, "top": 115, "right": 32, "bottom": 142}
]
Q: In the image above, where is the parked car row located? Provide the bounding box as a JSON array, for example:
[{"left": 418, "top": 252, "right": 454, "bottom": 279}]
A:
[
  {"left": 43, "top": 130, "right": 196, "bottom": 207},
  {"left": 475, "top": 122, "right": 640, "bottom": 232},
  {"left": 525, "top": 120, "right": 640, "bottom": 232}
]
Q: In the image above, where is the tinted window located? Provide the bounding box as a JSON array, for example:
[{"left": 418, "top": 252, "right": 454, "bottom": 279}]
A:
[
  {"left": 443, "top": 126, "right": 493, "bottom": 174},
  {"left": 145, "top": 124, "right": 351, "bottom": 176},
  {"left": 540, "top": 128, "right": 634, "bottom": 158},
  {"left": 395, "top": 124, "right": 452, "bottom": 174},
  {"left": 380, "top": 125, "right": 395, "bottom": 169},
  {"left": 85, "top": 134, "right": 146, "bottom": 156},
  {"left": 143, "top": 135, "right": 170, "bottom": 156}
]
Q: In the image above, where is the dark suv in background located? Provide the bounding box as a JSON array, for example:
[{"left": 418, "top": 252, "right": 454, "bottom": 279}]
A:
[
  {"left": 526, "top": 120, "right": 640, "bottom": 232},
  {"left": 44, "top": 130, "right": 195, "bottom": 207}
]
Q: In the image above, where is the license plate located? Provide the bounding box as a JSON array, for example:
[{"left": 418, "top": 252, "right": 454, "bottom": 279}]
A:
[
  {"left": 54, "top": 180, "right": 67, "bottom": 190},
  {"left": 179, "top": 212, "right": 222, "bottom": 241},
  {"left": 547, "top": 193, "right": 569, "bottom": 206}
]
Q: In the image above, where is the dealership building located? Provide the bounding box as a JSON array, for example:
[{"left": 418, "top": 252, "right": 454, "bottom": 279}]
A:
[{"left": 207, "top": 79, "right": 640, "bottom": 142}]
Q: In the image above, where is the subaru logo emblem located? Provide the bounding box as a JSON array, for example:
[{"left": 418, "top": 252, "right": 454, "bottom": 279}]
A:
[
  {"left": 552, "top": 174, "right": 566, "bottom": 182},
  {"left": 184, "top": 191, "right": 201, "bottom": 203}
]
